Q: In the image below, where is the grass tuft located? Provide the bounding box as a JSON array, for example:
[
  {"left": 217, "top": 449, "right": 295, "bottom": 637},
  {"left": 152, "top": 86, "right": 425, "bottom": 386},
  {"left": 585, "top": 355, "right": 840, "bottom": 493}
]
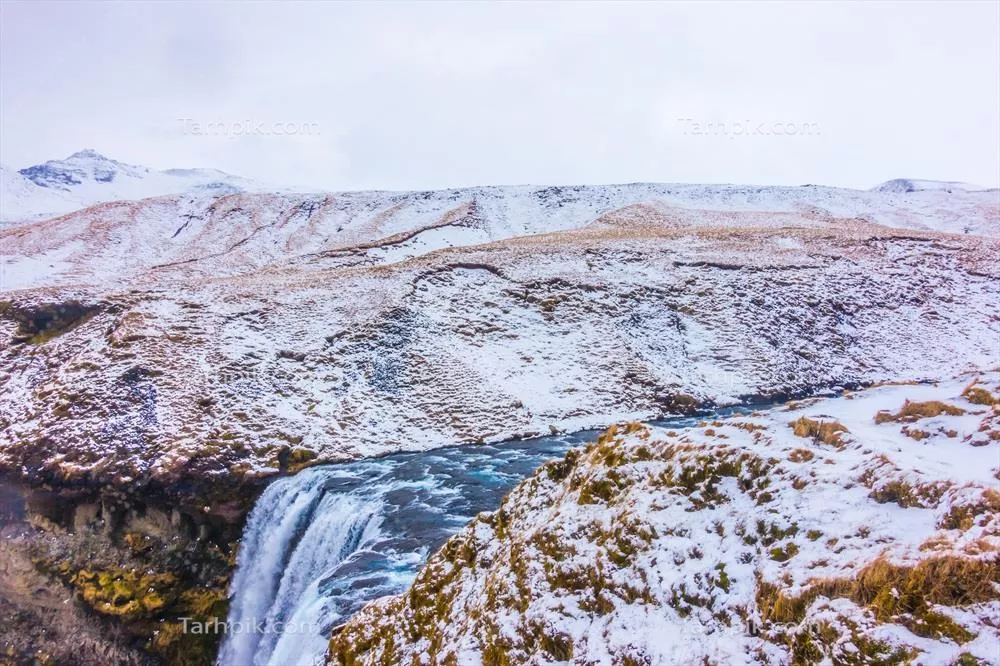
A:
[
  {"left": 789, "top": 417, "right": 848, "bottom": 447},
  {"left": 962, "top": 381, "right": 998, "bottom": 406},
  {"left": 757, "top": 555, "right": 998, "bottom": 645},
  {"left": 875, "top": 400, "right": 965, "bottom": 424}
]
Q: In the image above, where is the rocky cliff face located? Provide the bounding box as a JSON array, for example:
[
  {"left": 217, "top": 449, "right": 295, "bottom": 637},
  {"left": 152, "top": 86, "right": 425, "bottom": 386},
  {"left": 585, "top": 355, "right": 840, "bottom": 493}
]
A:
[
  {"left": 329, "top": 375, "right": 1000, "bottom": 665},
  {"left": 0, "top": 476, "right": 239, "bottom": 665}
]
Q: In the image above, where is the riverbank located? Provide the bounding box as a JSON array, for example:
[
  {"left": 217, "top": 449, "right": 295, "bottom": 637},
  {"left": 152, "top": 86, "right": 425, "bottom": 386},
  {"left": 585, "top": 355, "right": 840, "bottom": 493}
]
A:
[{"left": 2, "top": 372, "right": 995, "bottom": 666}]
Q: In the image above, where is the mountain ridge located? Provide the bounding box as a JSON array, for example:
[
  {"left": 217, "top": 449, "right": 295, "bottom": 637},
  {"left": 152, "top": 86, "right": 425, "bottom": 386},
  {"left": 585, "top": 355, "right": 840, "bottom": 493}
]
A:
[{"left": 4, "top": 149, "right": 997, "bottom": 229}]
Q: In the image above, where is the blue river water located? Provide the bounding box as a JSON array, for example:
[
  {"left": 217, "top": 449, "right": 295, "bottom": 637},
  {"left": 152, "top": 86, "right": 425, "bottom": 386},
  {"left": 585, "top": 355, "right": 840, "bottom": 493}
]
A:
[{"left": 217, "top": 415, "right": 719, "bottom": 666}]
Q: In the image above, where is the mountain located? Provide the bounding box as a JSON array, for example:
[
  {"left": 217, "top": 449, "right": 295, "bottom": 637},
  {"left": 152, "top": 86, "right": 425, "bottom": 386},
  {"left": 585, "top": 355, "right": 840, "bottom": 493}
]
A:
[
  {"left": 330, "top": 373, "right": 1000, "bottom": 665},
  {"left": 1, "top": 150, "right": 265, "bottom": 223},
  {"left": 871, "top": 178, "right": 994, "bottom": 194},
  {"left": 18, "top": 149, "right": 151, "bottom": 190},
  {"left": 1, "top": 181, "right": 997, "bottom": 292},
  {"left": 0, "top": 164, "right": 82, "bottom": 224}
]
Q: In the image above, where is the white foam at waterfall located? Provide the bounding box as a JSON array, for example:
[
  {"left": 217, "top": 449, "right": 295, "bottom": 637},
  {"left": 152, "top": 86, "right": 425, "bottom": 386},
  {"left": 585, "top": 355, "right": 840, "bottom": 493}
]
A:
[
  {"left": 257, "top": 493, "right": 381, "bottom": 665},
  {"left": 217, "top": 468, "right": 381, "bottom": 666}
]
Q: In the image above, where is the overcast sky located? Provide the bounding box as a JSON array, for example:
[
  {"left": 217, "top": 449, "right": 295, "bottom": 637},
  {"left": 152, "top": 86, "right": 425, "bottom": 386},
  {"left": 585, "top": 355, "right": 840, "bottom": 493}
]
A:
[{"left": 1, "top": 1, "right": 998, "bottom": 191}]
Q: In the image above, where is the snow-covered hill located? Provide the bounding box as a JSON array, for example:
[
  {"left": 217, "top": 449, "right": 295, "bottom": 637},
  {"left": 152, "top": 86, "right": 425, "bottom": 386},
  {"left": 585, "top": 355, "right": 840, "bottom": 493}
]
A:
[
  {"left": 0, "top": 182, "right": 997, "bottom": 502},
  {"left": 0, "top": 170, "right": 998, "bottom": 666},
  {"left": 0, "top": 165, "right": 82, "bottom": 225},
  {"left": 330, "top": 374, "right": 1000, "bottom": 665},
  {"left": 1, "top": 150, "right": 266, "bottom": 223}
]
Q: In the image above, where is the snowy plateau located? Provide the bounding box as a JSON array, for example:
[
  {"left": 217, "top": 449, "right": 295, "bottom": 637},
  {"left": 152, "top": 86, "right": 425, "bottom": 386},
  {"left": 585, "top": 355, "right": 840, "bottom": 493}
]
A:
[{"left": 0, "top": 152, "right": 997, "bottom": 666}]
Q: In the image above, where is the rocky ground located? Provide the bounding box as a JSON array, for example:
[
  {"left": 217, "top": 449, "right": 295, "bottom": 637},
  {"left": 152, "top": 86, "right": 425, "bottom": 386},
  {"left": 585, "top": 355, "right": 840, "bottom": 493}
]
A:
[
  {"left": 0, "top": 475, "right": 237, "bottom": 666},
  {"left": 329, "top": 374, "right": 1000, "bottom": 665}
]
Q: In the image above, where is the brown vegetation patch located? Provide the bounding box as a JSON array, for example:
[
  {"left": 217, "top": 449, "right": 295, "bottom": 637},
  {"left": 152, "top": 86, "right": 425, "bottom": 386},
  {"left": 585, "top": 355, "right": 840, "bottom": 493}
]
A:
[
  {"left": 962, "top": 382, "right": 999, "bottom": 406},
  {"left": 868, "top": 480, "right": 949, "bottom": 509},
  {"left": 902, "top": 426, "right": 931, "bottom": 441},
  {"left": 790, "top": 417, "right": 849, "bottom": 447},
  {"left": 788, "top": 448, "right": 815, "bottom": 463},
  {"left": 875, "top": 400, "right": 965, "bottom": 424},
  {"left": 758, "top": 555, "right": 998, "bottom": 645},
  {"left": 938, "top": 490, "right": 1000, "bottom": 531}
]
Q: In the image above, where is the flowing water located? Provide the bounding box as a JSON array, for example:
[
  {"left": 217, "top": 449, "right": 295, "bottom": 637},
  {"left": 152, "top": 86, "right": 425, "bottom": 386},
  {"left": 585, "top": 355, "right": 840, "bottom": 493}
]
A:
[{"left": 217, "top": 416, "right": 718, "bottom": 666}]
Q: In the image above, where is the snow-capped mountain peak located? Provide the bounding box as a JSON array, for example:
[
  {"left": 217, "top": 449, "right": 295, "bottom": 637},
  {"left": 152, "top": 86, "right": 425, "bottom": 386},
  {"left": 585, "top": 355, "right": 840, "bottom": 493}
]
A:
[
  {"left": 871, "top": 178, "right": 992, "bottom": 194},
  {"left": 2, "top": 150, "right": 268, "bottom": 222},
  {"left": 18, "top": 149, "right": 150, "bottom": 191},
  {"left": 0, "top": 164, "right": 82, "bottom": 223},
  {"left": 66, "top": 148, "right": 106, "bottom": 160}
]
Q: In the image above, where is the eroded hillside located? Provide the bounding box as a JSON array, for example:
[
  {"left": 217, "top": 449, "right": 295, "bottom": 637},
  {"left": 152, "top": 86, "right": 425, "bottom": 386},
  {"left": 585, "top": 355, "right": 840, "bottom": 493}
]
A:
[{"left": 1, "top": 219, "right": 997, "bottom": 508}]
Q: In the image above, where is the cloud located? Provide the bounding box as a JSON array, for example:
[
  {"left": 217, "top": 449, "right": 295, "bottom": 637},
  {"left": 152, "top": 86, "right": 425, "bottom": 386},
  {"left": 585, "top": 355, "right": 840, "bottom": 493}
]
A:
[{"left": 1, "top": 1, "right": 997, "bottom": 190}]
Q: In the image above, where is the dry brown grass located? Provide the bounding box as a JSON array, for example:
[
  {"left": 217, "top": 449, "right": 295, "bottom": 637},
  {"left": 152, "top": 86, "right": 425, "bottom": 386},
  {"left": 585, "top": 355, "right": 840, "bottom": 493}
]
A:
[
  {"left": 962, "top": 381, "right": 999, "bottom": 406},
  {"left": 622, "top": 421, "right": 646, "bottom": 435},
  {"left": 758, "top": 555, "right": 999, "bottom": 643},
  {"left": 868, "top": 479, "right": 949, "bottom": 509},
  {"left": 874, "top": 400, "right": 965, "bottom": 424},
  {"left": 732, "top": 421, "right": 767, "bottom": 433},
  {"left": 919, "top": 534, "right": 952, "bottom": 552},
  {"left": 902, "top": 426, "right": 931, "bottom": 441},
  {"left": 963, "top": 539, "right": 998, "bottom": 556},
  {"left": 938, "top": 489, "right": 1000, "bottom": 531},
  {"left": 790, "top": 417, "right": 849, "bottom": 447},
  {"left": 788, "top": 448, "right": 815, "bottom": 463}
]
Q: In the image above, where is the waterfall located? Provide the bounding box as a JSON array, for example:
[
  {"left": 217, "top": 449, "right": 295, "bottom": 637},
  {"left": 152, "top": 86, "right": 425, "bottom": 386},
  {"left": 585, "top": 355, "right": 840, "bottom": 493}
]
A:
[
  {"left": 217, "top": 467, "right": 382, "bottom": 666},
  {"left": 216, "top": 427, "right": 622, "bottom": 666}
]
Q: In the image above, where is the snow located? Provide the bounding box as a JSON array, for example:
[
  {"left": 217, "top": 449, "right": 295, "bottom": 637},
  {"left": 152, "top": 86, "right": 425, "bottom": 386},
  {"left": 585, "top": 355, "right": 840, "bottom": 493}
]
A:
[
  {"left": 2, "top": 165, "right": 999, "bottom": 270},
  {"left": 0, "top": 151, "right": 995, "bottom": 664},
  {"left": 0, "top": 165, "right": 997, "bottom": 596},
  {"left": 0, "top": 241, "right": 84, "bottom": 290},
  {"left": 0, "top": 164, "right": 82, "bottom": 223},
  {"left": 0, "top": 177, "right": 997, "bottom": 490},
  {"left": 330, "top": 373, "right": 1000, "bottom": 665}
]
